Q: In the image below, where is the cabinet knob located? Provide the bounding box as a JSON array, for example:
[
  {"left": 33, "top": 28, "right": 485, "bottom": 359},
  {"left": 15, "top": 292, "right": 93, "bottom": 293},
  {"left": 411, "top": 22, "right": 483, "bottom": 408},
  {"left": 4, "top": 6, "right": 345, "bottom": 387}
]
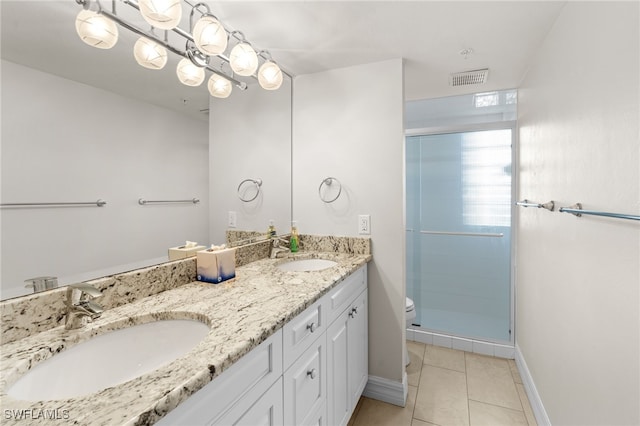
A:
[
  {"left": 349, "top": 306, "right": 358, "bottom": 318},
  {"left": 307, "top": 322, "right": 316, "bottom": 333},
  {"left": 307, "top": 368, "right": 317, "bottom": 379}
]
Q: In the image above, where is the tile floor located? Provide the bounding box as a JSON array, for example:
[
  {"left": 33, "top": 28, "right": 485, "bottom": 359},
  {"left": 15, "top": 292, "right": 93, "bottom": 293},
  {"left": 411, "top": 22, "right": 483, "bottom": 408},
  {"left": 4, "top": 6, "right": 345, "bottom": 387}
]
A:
[{"left": 348, "top": 342, "right": 537, "bottom": 426}]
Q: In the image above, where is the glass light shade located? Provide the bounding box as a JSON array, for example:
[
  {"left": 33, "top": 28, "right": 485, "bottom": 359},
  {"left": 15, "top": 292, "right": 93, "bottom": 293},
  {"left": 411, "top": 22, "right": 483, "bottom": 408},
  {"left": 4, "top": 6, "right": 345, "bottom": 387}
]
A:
[
  {"left": 193, "top": 16, "right": 227, "bottom": 56},
  {"left": 138, "top": 0, "right": 182, "bottom": 30},
  {"left": 75, "top": 10, "right": 118, "bottom": 49},
  {"left": 229, "top": 43, "right": 258, "bottom": 76},
  {"left": 258, "top": 61, "right": 283, "bottom": 90},
  {"left": 176, "top": 58, "right": 205, "bottom": 86},
  {"left": 133, "top": 37, "right": 168, "bottom": 70},
  {"left": 208, "top": 74, "right": 232, "bottom": 98}
]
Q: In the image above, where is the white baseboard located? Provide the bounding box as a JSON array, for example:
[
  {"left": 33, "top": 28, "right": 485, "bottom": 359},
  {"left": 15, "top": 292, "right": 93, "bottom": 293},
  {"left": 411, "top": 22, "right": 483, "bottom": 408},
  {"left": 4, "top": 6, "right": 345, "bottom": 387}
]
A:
[
  {"left": 515, "top": 344, "right": 551, "bottom": 426},
  {"left": 363, "top": 372, "right": 408, "bottom": 407}
]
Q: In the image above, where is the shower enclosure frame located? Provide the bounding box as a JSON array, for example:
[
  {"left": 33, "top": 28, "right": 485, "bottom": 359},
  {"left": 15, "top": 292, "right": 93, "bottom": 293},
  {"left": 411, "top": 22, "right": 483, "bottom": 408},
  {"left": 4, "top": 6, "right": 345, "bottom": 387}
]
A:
[{"left": 405, "top": 120, "right": 517, "bottom": 346}]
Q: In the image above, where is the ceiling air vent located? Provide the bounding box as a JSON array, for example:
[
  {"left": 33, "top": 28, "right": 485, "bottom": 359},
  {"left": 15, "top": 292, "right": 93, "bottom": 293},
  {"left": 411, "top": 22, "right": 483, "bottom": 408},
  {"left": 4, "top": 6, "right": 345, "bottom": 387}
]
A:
[{"left": 449, "top": 68, "right": 489, "bottom": 87}]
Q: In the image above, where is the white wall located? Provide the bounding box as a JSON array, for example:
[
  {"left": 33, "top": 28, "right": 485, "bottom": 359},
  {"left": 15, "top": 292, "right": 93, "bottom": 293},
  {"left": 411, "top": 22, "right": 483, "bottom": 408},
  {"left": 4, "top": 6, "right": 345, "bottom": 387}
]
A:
[
  {"left": 516, "top": 3, "right": 639, "bottom": 425},
  {"left": 208, "top": 79, "right": 292, "bottom": 244},
  {"left": 0, "top": 60, "right": 209, "bottom": 299},
  {"left": 293, "top": 59, "right": 406, "bottom": 384}
]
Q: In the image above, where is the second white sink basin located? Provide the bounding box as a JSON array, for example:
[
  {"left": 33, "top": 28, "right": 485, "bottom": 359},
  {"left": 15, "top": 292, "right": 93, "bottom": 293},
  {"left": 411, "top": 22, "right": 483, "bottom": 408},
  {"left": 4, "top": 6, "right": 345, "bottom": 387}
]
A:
[
  {"left": 277, "top": 258, "right": 338, "bottom": 272},
  {"left": 7, "top": 319, "right": 209, "bottom": 401}
]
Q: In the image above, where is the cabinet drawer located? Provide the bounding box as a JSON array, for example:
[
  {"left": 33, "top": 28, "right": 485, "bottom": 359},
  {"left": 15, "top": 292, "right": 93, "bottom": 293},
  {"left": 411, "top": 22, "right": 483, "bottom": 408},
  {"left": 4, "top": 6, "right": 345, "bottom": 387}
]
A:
[
  {"left": 283, "top": 296, "right": 326, "bottom": 368},
  {"left": 284, "top": 334, "right": 327, "bottom": 426},
  {"left": 216, "top": 378, "right": 283, "bottom": 426},
  {"left": 157, "top": 330, "right": 283, "bottom": 426},
  {"left": 327, "top": 266, "right": 366, "bottom": 324}
]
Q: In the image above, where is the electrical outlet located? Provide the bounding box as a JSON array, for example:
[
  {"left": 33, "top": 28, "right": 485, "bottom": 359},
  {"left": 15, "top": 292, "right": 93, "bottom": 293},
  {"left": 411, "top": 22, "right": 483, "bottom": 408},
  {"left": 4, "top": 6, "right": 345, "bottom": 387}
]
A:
[
  {"left": 358, "top": 215, "right": 370, "bottom": 235},
  {"left": 228, "top": 211, "right": 237, "bottom": 228}
]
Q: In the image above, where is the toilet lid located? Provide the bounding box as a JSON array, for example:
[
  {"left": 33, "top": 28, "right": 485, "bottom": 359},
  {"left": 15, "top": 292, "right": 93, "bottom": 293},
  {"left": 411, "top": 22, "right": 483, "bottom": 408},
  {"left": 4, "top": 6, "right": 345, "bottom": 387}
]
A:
[{"left": 405, "top": 297, "right": 415, "bottom": 312}]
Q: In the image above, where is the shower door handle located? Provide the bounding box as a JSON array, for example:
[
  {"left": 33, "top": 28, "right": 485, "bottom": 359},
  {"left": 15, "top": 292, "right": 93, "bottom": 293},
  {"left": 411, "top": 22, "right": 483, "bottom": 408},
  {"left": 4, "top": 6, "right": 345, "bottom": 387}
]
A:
[{"left": 420, "top": 231, "right": 504, "bottom": 238}]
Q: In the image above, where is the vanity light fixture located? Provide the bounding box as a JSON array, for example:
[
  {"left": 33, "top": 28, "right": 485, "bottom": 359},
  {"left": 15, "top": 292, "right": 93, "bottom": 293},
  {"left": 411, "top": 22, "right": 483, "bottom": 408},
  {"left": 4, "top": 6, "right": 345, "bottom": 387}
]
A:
[
  {"left": 258, "top": 58, "right": 283, "bottom": 90},
  {"left": 229, "top": 32, "right": 259, "bottom": 77},
  {"left": 177, "top": 58, "right": 205, "bottom": 86},
  {"left": 138, "top": 0, "right": 182, "bottom": 30},
  {"left": 75, "top": 9, "right": 118, "bottom": 49},
  {"left": 193, "top": 14, "right": 228, "bottom": 56},
  {"left": 133, "top": 36, "right": 168, "bottom": 69},
  {"left": 74, "top": 0, "right": 290, "bottom": 98},
  {"left": 208, "top": 73, "right": 232, "bottom": 98}
]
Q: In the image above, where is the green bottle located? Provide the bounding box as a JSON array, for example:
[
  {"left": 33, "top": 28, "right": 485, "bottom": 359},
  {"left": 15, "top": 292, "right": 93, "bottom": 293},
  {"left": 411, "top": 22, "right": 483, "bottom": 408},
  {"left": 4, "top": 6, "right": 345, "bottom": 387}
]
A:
[{"left": 290, "top": 221, "right": 299, "bottom": 253}]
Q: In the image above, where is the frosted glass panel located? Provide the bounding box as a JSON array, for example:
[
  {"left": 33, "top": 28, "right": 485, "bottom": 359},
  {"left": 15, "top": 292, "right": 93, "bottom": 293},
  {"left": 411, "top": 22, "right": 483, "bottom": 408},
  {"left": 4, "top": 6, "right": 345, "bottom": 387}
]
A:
[{"left": 406, "top": 129, "right": 512, "bottom": 342}]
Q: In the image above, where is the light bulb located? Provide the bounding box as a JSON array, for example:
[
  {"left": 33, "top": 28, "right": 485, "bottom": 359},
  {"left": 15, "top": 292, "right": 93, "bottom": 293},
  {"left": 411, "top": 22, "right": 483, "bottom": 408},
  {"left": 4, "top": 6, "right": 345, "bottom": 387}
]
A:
[
  {"left": 133, "top": 37, "right": 168, "bottom": 70},
  {"left": 75, "top": 10, "right": 118, "bottom": 49},
  {"left": 258, "top": 61, "right": 283, "bottom": 90},
  {"left": 208, "top": 74, "right": 232, "bottom": 98},
  {"left": 193, "top": 15, "right": 228, "bottom": 56},
  {"left": 176, "top": 58, "right": 205, "bottom": 86},
  {"left": 229, "top": 43, "right": 258, "bottom": 76},
  {"left": 138, "top": 0, "right": 182, "bottom": 30}
]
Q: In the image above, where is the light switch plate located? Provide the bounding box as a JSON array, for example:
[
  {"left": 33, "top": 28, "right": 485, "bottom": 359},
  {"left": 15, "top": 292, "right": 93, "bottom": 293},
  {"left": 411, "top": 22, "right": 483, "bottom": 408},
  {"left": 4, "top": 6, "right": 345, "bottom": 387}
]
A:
[
  {"left": 358, "top": 215, "right": 370, "bottom": 235},
  {"left": 228, "top": 211, "right": 237, "bottom": 228}
]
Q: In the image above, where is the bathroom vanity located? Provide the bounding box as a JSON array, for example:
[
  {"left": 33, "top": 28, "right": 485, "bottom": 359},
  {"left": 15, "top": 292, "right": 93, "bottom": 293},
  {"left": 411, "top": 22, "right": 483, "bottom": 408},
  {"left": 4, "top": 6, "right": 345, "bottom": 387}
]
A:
[
  {"left": 158, "top": 263, "right": 368, "bottom": 426},
  {"left": 0, "top": 245, "right": 370, "bottom": 426}
]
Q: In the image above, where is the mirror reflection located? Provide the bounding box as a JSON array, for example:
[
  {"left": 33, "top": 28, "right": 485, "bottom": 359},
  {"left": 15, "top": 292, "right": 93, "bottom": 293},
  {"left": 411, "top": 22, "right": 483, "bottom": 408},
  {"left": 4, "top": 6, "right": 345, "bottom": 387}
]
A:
[{"left": 0, "top": 1, "right": 292, "bottom": 300}]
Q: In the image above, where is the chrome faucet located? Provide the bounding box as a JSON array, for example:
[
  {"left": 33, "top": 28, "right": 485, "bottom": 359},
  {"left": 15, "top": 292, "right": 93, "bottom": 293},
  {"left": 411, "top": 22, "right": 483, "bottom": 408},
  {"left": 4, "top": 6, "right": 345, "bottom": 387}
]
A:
[
  {"left": 24, "top": 276, "right": 58, "bottom": 293},
  {"left": 65, "top": 283, "right": 104, "bottom": 330},
  {"left": 270, "top": 236, "right": 290, "bottom": 259}
]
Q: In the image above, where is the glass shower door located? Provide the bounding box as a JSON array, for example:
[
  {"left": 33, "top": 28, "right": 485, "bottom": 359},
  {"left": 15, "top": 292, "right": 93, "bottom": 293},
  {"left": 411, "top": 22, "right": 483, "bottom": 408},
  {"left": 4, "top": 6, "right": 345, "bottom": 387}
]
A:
[{"left": 406, "top": 129, "right": 513, "bottom": 342}]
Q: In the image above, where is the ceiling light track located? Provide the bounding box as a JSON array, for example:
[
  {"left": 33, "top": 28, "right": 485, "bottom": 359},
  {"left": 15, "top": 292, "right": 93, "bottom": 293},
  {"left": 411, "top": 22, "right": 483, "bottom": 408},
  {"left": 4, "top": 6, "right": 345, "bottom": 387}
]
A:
[
  {"left": 99, "top": 8, "right": 245, "bottom": 89},
  {"left": 75, "top": 0, "right": 289, "bottom": 98}
]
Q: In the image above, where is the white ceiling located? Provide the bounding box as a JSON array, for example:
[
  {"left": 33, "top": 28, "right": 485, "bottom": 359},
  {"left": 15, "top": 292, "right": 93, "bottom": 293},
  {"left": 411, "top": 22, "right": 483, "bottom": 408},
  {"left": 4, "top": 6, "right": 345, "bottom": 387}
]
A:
[{"left": 1, "top": 1, "right": 566, "bottom": 121}]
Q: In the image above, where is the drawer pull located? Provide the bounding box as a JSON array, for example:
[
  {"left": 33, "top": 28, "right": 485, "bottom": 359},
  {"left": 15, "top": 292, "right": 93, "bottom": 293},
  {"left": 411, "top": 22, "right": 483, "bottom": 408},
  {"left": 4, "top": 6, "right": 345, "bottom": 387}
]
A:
[
  {"left": 307, "top": 322, "right": 316, "bottom": 333},
  {"left": 349, "top": 306, "right": 358, "bottom": 318},
  {"left": 307, "top": 368, "right": 317, "bottom": 379}
]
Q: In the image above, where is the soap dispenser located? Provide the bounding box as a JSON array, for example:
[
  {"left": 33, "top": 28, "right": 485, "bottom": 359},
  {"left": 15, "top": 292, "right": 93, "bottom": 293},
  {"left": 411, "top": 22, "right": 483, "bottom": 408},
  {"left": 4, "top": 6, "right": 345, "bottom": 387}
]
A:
[
  {"left": 267, "top": 220, "right": 276, "bottom": 239},
  {"left": 290, "top": 221, "right": 299, "bottom": 253}
]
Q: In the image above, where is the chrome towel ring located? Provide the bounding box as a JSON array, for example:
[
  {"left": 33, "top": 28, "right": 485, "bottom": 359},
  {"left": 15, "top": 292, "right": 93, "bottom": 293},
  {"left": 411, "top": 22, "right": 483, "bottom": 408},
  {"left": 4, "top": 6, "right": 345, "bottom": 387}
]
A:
[
  {"left": 237, "top": 178, "right": 262, "bottom": 202},
  {"left": 319, "top": 177, "right": 342, "bottom": 203}
]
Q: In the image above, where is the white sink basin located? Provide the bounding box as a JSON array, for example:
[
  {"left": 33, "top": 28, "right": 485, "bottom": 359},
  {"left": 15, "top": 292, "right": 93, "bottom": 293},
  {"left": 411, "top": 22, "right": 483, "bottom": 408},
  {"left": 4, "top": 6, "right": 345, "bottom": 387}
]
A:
[
  {"left": 277, "top": 258, "right": 338, "bottom": 272},
  {"left": 7, "top": 319, "right": 209, "bottom": 401}
]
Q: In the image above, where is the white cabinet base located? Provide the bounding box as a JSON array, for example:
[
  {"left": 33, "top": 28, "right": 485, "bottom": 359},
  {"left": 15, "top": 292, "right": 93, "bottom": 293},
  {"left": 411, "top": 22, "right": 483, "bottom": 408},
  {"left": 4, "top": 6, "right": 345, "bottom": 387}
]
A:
[{"left": 158, "top": 265, "right": 368, "bottom": 426}]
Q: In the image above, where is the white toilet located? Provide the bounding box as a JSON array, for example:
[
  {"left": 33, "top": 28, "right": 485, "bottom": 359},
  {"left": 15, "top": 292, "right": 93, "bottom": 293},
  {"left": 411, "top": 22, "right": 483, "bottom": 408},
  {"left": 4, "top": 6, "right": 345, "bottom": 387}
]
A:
[{"left": 405, "top": 297, "right": 416, "bottom": 366}]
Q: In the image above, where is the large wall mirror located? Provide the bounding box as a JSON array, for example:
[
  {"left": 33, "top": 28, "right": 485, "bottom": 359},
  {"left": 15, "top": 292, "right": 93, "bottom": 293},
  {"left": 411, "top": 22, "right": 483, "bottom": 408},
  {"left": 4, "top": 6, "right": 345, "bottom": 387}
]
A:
[{"left": 0, "top": 1, "right": 292, "bottom": 300}]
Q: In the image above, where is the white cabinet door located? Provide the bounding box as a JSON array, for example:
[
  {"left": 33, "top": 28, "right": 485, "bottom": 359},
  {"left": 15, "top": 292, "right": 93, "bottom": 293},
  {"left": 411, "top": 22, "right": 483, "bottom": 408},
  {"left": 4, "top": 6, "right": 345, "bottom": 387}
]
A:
[
  {"left": 284, "top": 334, "right": 327, "bottom": 426},
  {"left": 326, "top": 309, "right": 350, "bottom": 426},
  {"left": 217, "top": 378, "right": 283, "bottom": 426},
  {"left": 349, "top": 289, "right": 368, "bottom": 404},
  {"left": 327, "top": 288, "right": 368, "bottom": 426}
]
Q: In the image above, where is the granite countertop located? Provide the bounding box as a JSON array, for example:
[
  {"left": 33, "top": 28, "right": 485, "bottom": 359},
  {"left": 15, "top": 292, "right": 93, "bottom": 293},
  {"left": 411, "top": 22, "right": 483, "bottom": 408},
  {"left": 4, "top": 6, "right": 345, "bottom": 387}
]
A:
[{"left": 0, "top": 251, "right": 371, "bottom": 426}]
